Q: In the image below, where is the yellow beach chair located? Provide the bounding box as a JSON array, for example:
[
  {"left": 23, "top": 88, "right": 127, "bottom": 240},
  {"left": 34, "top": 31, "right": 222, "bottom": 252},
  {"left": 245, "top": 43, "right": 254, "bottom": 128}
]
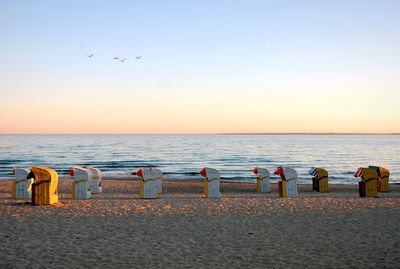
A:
[
  {"left": 309, "top": 167, "right": 329, "bottom": 193},
  {"left": 252, "top": 167, "right": 271, "bottom": 193},
  {"left": 200, "top": 167, "right": 221, "bottom": 198},
  {"left": 137, "top": 168, "right": 158, "bottom": 199},
  {"left": 11, "top": 167, "right": 34, "bottom": 199},
  {"left": 369, "top": 166, "right": 390, "bottom": 192},
  {"left": 354, "top": 167, "right": 378, "bottom": 197},
  {"left": 29, "top": 166, "right": 59, "bottom": 205},
  {"left": 274, "top": 166, "right": 298, "bottom": 198}
]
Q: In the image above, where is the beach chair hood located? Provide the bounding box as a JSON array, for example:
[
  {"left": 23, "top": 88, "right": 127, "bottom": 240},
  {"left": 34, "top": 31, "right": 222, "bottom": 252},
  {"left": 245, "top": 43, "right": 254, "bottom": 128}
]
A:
[
  {"left": 152, "top": 168, "right": 163, "bottom": 179},
  {"left": 200, "top": 167, "right": 220, "bottom": 180},
  {"left": 378, "top": 167, "right": 390, "bottom": 178},
  {"left": 13, "top": 167, "right": 31, "bottom": 180},
  {"left": 354, "top": 168, "right": 379, "bottom": 181},
  {"left": 87, "top": 167, "right": 102, "bottom": 179},
  {"left": 30, "top": 166, "right": 57, "bottom": 183},
  {"left": 137, "top": 168, "right": 155, "bottom": 180},
  {"left": 368, "top": 166, "right": 389, "bottom": 178},
  {"left": 69, "top": 166, "right": 92, "bottom": 180},
  {"left": 309, "top": 167, "right": 328, "bottom": 178},
  {"left": 274, "top": 166, "right": 297, "bottom": 181},
  {"left": 252, "top": 167, "right": 270, "bottom": 178}
]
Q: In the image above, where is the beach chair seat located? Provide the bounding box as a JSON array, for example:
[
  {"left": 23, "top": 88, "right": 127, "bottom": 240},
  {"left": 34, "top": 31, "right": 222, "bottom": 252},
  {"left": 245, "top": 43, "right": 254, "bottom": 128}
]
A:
[
  {"left": 274, "top": 166, "right": 298, "bottom": 198},
  {"left": 252, "top": 167, "right": 271, "bottom": 193},
  {"left": 354, "top": 168, "right": 378, "bottom": 197},
  {"left": 29, "top": 166, "right": 59, "bottom": 205},
  {"left": 70, "top": 167, "right": 92, "bottom": 200},
  {"left": 153, "top": 168, "right": 163, "bottom": 194},
  {"left": 137, "top": 168, "right": 158, "bottom": 199},
  {"left": 369, "top": 166, "right": 390, "bottom": 192},
  {"left": 12, "top": 167, "right": 34, "bottom": 199},
  {"left": 200, "top": 167, "right": 221, "bottom": 198},
  {"left": 86, "top": 167, "right": 103, "bottom": 193},
  {"left": 309, "top": 167, "right": 329, "bottom": 193}
]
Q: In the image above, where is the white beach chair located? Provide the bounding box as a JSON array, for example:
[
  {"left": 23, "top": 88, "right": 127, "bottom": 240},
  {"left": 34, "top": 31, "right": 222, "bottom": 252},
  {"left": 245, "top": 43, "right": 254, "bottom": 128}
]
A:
[
  {"left": 200, "top": 167, "right": 221, "bottom": 198},
  {"left": 12, "top": 167, "right": 34, "bottom": 199},
  {"left": 86, "top": 167, "right": 103, "bottom": 193},
  {"left": 70, "top": 166, "right": 92, "bottom": 200},
  {"left": 274, "top": 166, "right": 298, "bottom": 198},
  {"left": 137, "top": 168, "right": 157, "bottom": 199},
  {"left": 252, "top": 167, "right": 271, "bottom": 193},
  {"left": 152, "top": 168, "right": 163, "bottom": 194}
]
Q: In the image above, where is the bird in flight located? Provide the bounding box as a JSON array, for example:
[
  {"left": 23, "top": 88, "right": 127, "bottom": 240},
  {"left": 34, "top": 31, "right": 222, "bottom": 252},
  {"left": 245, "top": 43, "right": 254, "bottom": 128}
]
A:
[
  {"left": 87, "top": 54, "right": 94, "bottom": 58},
  {"left": 136, "top": 56, "right": 141, "bottom": 60},
  {"left": 120, "top": 58, "right": 127, "bottom": 62},
  {"left": 113, "top": 57, "right": 119, "bottom": 60}
]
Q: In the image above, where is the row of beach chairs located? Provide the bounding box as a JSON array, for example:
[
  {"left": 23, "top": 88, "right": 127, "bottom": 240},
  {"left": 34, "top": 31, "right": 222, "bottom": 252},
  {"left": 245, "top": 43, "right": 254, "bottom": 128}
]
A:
[
  {"left": 11, "top": 165, "right": 390, "bottom": 205},
  {"left": 11, "top": 166, "right": 104, "bottom": 205}
]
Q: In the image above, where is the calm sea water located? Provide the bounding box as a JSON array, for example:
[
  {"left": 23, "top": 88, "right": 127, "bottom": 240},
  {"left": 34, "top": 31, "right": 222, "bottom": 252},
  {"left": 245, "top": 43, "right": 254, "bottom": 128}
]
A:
[{"left": 0, "top": 135, "right": 399, "bottom": 184}]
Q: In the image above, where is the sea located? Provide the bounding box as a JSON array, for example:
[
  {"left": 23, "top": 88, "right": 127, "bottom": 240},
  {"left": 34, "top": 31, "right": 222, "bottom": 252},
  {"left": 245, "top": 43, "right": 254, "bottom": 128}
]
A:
[{"left": 0, "top": 134, "right": 399, "bottom": 184}]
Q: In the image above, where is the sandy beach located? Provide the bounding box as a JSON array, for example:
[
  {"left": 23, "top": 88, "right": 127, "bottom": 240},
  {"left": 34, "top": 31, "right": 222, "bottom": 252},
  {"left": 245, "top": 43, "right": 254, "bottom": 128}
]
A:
[{"left": 1, "top": 179, "right": 399, "bottom": 268}]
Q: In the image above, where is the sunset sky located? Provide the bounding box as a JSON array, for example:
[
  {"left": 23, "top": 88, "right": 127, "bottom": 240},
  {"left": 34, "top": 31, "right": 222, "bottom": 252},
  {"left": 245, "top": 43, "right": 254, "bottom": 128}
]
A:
[{"left": 1, "top": 1, "right": 399, "bottom": 134}]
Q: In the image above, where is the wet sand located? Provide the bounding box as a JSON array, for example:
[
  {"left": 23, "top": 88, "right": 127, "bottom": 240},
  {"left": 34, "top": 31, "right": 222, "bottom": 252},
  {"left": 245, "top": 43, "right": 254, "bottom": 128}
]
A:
[{"left": 1, "top": 179, "right": 399, "bottom": 268}]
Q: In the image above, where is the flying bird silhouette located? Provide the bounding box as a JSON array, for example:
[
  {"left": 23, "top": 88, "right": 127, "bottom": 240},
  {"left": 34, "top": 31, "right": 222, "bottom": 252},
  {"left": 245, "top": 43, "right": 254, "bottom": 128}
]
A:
[
  {"left": 136, "top": 56, "right": 141, "bottom": 60},
  {"left": 120, "top": 58, "right": 127, "bottom": 62},
  {"left": 113, "top": 57, "right": 119, "bottom": 60},
  {"left": 87, "top": 54, "right": 94, "bottom": 58}
]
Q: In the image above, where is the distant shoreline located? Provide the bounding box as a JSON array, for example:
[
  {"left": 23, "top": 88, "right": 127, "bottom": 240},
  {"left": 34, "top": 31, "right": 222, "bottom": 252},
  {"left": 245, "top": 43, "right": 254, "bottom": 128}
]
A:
[
  {"left": 1, "top": 133, "right": 399, "bottom": 135},
  {"left": 218, "top": 132, "right": 400, "bottom": 135}
]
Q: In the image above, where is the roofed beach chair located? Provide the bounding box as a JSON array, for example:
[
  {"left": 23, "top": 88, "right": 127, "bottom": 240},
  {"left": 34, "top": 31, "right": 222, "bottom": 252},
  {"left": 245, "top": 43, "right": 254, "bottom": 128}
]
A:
[
  {"left": 274, "top": 166, "right": 298, "bottom": 198},
  {"left": 200, "top": 167, "right": 221, "bottom": 198},
  {"left": 252, "top": 167, "right": 271, "bottom": 193},
  {"left": 309, "top": 167, "right": 329, "bottom": 193},
  {"left": 69, "top": 166, "right": 92, "bottom": 200},
  {"left": 354, "top": 168, "right": 378, "bottom": 197},
  {"left": 11, "top": 167, "right": 34, "bottom": 199},
  {"left": 137, "top": 168, "right": 157, "bottom": 199},
  {"left": 86, "top": 166, "right": 103, "bottom": 193},
  {"left": 153, "top": 168, "right": 163, "bottom": 194},
  {"left": 368, "top": 166, "right": 390, "bottom": 192},
  {"left": 29, "top": 166, "right": 59, "bottom": 205}
]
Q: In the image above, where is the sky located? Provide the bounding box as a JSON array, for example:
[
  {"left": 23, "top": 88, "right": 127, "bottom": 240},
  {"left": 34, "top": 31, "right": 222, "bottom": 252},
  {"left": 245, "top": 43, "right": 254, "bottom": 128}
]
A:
[{"left": 0, "top": 0, "right": 399, "bottom": 134}]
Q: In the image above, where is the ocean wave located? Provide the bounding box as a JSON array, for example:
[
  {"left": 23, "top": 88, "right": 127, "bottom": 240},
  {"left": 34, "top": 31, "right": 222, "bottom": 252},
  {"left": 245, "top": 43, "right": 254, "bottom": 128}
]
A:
[{"left": 1, "top": 134, "right": 399, "bottom": 183}]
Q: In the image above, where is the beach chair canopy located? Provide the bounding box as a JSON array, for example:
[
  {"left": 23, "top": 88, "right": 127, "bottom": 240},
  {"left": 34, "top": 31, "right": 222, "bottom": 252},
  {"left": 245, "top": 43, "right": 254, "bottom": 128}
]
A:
[
  {"left": 309, "top": 167, "right": 328, "bottom": 178},
  {"left": 378, "top": 167, "right": 389, "bottom": 178},
  {"left": 29, "top": 166, "right": 58, "bottom": 190},
  {"left": 13, "top": 167, "right": 31, "bottom": 180},
  {"left": 152, "top": 168, "right": 163, "bottom": 179},
  {"left": 137, "top": 168, "right": 156, "bottom": 180},
  {"left": 69, "top": 166, "right": 92, "bottom": 180},
  {"left": 368, "top": 166, "right": 390, "bottom": 178},
  {"left": 354, "top": 168, "right": 379, "bottom": 181},
  {"left": 252, "top": 167, "right": 270, "bottom": 178},
  {"left": 274, "top": 166, "right": 297, "bottom": 181},
  {"left": 200, "top": 167, "right": 220, "bottom": 180},
  {"left": 87, "top": 167, "right": 102, "bottom": 179}
]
